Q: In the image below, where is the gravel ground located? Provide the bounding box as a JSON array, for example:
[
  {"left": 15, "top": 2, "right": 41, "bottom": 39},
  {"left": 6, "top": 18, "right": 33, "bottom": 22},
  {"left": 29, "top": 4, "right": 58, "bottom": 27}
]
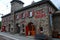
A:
[{"left": 0, "top": 35, "right": 14, "bottom": 40}]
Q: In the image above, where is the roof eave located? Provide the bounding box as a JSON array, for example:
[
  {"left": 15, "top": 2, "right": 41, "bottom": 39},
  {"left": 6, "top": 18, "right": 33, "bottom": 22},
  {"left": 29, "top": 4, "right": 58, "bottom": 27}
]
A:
[{"left": 15, "top": 0, "right": 58, "bottom": 13}]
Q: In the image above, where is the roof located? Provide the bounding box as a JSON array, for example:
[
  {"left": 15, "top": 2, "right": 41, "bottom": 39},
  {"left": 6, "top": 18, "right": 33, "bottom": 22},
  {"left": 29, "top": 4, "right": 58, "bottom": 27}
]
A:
[
  {"left": 55, "top": 11, "right": 60, "bottom": 13},
  {"left": 2, "top": 13, "right": 11, "bottom": 18},
  {"left": 11, "top": 0, "right": 24, "bottom": 4},
  {"left": 15, "top": 0, "right": 58, "bottom": 13},
  {"left": 2, "top": 0, "right": 58, "bottom": 18},
  {"left": 52, "top": 11, "right": 60, "bottom": 16}
]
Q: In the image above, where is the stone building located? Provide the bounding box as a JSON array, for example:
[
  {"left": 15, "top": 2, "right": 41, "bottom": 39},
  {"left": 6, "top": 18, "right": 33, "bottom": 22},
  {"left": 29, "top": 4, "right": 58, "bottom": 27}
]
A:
[
  {"left": 1, "top": 0, "right": 58, "bottom": 36},
  {"left": 52, "top": 11, "right": 60, "bottom": 38}
]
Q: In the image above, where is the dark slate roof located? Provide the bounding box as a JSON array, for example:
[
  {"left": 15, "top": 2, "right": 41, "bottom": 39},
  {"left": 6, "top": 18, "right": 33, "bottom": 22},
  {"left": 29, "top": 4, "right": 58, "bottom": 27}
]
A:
[
  {"left": 55, "top": 11, "right": 60, "bottom": 13},
  {"left": 52, "top": 11, "right": 60, "bottom": 16},
  {"left": 15, "top": 0, "right": 58, "bottom": 13},
  {"left": 52, "top": 13, "right": 60, "bottom": 16},
  {"left": 1, "top": 13, "right": 11, "bottom": 18},
  {"left": 11, "top": 0, "right": 24, "bottom": 4},
  {"left": 2, "top": 0, "right": 58, "bottom": 18}
]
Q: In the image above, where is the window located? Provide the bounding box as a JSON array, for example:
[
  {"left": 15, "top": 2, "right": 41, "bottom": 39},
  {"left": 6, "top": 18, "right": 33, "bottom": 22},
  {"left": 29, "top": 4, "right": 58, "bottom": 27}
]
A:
[
  {"left": 16, "top": 15, "right": 19, "bottom": 19},
  {"left": 22, "top": 24, "right": 24, "bottom": 28},
  {"left": 21, "top": 13, "right": 25, "bottom": 18},
  {"left": 22, "top": 24, "right": 25, "bottom": 32},
  {"left": 39, "top": 27, "right": 43, "bottom": 31},
  {"left": 17, "top": 16, "right": 19, "bottom": 19},
  {"left": 23, "top": 29, "right": 24, "bottom": 32},
  {"left": 29, "top": 11, "right": 33, "bottom": 17}
]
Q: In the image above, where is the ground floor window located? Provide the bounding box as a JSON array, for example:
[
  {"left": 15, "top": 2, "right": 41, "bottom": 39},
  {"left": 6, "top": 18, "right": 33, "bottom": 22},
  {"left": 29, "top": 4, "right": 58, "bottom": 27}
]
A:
[
  {"left": 39, "top": 27, "right": 43, "bottom": 31},
  {"left": 22, "top": 24, "right": 25, "bottom": 32},
  {"left": 16, "top": 23, "right": 20, "bottom": 33},
  {"left": 20, "top": 24, "right": 25, "bottom": 35}
]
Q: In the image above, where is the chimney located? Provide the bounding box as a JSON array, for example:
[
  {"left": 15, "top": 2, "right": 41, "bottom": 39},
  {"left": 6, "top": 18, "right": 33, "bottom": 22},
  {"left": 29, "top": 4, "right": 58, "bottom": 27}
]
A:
[
  {"left": 11, "top": 0, "right": 24, "bottom": 12},
  {"left": 31, "top": 1, "right": 35, "bottom": 4}
]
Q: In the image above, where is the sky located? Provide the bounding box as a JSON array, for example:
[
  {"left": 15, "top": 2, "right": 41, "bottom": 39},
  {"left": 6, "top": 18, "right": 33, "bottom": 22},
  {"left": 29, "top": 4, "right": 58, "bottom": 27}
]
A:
[{"left": 0, "top": 0, "right": 60, "bottom": 21}]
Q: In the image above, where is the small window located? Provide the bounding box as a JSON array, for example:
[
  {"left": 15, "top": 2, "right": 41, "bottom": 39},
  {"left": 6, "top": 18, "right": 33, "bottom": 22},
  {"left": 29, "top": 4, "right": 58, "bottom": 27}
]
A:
[
  {"left": 21, "top": 13, "right": 25, "bottom": 18},
  {"left": 16, "top": 15, "right": 19, "bottom": 19},
  {"left": 39, "top": 27, "right": 43, "bottom": 31},
  {"left": 23, "top": 29, "right": 25, "bottom": 32},
  {"left": 22, "top": 24, "right": 25, "bottom": 32},
  {"left": 29, "top": 11, "right": 33, "bottom": 17},
  {"left": 22, "top": 24, "right": 24, "bottom": 28}
]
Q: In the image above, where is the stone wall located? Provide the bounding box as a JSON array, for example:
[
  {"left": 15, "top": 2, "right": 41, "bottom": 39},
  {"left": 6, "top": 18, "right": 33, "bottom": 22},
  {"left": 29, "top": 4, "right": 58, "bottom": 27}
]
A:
[
  {"left": 2, "top": 2, "right": 56, "bottom": 36},
  {"left": 15, "top": 4, "right": 50, "bottom": 35}
]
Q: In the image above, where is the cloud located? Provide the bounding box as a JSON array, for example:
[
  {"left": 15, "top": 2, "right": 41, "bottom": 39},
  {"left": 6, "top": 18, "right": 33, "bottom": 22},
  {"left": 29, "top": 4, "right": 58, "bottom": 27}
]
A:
[
  {"left": 0, "top": 0, "right": 12, "bottom": 21},
  {"left": 0, "top": 0, "right": 11, "bottom": 15}
]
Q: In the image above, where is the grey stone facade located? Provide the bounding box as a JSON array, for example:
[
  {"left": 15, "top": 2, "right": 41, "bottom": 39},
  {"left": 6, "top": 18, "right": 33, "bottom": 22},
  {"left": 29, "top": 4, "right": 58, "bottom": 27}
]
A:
[{"left": 1, "top": 0, "right": 58, "bottom": 36}]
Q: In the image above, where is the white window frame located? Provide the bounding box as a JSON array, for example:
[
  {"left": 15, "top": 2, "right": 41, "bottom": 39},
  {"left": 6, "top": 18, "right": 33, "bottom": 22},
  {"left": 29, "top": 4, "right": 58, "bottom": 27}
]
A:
[
  {"left": 29, "top": 11, "right": 33, "bottom": 17},
  {"left": 16, "top": 15, "right": 19, "bottom": 19},
  {"left": 21, "top": 24, "right": 25, "bottom": 33},
  {"left": 22, "top": 13, "right": 25, "bottom": 18}
]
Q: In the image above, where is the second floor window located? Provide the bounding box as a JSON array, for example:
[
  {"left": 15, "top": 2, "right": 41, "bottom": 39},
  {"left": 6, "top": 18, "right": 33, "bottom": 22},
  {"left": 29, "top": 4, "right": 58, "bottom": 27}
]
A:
[
  {"left": 29, "top": 11, "right": 33, "bottom": 17},
  {"left": 16, "top": 15, "right": 19, "bottom": 19},
  {"left": 22, "top": 13, "right": 25, "bottom": 18}
]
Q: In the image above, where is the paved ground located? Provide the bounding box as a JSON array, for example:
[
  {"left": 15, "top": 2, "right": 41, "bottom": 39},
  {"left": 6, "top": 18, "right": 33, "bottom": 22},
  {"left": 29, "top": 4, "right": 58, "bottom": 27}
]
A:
[
  {"left": 52, "top": 38, "right": 60, "bottom": 40},
  {"left": 0, "top": 32, "right": 34, "bottom": 40},
  {"left": 0, "top": 35, "right": 60, "bottom": 40},
  {"left": 0, "top": 32, "right": 60, "bottom": 40},
  {"left": 0, "top": 35, "right": 14, "bottom": 40}
]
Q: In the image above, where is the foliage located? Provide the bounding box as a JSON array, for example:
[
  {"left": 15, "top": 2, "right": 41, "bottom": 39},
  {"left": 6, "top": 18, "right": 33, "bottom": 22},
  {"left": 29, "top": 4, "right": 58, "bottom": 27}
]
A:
[{"left": 0, "top": 21, "right": 1, "bottom": 29}]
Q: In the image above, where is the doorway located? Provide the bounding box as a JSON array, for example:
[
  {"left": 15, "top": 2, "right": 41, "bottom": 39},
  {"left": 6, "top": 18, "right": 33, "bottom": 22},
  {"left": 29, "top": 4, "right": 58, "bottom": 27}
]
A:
[
  {"left": 8, "top": 24, "right": 10, "bottom": 32},
  {"left": 26, "top": 22, "right": 36, "bottom": 36},
  {"left": 16, "top": 23, "right": 20, "bottom": 33}
]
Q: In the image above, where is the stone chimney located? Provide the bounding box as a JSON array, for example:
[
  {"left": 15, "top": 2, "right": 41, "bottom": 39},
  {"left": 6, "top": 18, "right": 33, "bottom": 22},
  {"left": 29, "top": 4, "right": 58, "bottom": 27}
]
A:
[
  {"left": 31, "top": 0, "right": 35, "bottom": 4},
  {"left": 11, "top": 0, "right": 24, "bottom": 12}
]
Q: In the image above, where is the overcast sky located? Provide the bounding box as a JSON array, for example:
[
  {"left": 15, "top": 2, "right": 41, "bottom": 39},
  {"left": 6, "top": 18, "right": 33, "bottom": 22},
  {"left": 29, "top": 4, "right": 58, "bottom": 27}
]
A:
[{"left": 0, "top": 0, "right": 60, "bottom": 21}]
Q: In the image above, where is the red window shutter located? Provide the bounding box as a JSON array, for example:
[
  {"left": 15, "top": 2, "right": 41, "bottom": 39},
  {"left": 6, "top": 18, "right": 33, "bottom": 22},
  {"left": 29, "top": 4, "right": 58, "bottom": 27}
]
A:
[
  {"left": 25, "top": 11, "right": 29, "bottom": 17},
  {"left": 23, "top": 13, "right": 25, "bottom": 18},
  {"left": 36, "top": 10, "right": 40, "bottom": 15},
  {"left": 32, "top": 10, "right": 35, "bottom": 16},
  {"left": 19, "top": 14, "right": 22, "bottom": 18}
]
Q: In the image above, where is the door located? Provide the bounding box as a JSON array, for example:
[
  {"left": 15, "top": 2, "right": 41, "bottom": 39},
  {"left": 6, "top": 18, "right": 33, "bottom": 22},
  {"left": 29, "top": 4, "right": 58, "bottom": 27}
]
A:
[{"left": 26, "top": 22, "right": 35, "bottom": 36}]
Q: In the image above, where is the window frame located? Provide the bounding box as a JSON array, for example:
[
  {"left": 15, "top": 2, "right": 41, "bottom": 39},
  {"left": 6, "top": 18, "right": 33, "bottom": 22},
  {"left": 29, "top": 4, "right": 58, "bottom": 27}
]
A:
[
  {"left": 21, "top": 13, "right": 25, "bottom": 19},
  {"left": 29, "top": 11, "right": 33, "bottom": 18}
]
